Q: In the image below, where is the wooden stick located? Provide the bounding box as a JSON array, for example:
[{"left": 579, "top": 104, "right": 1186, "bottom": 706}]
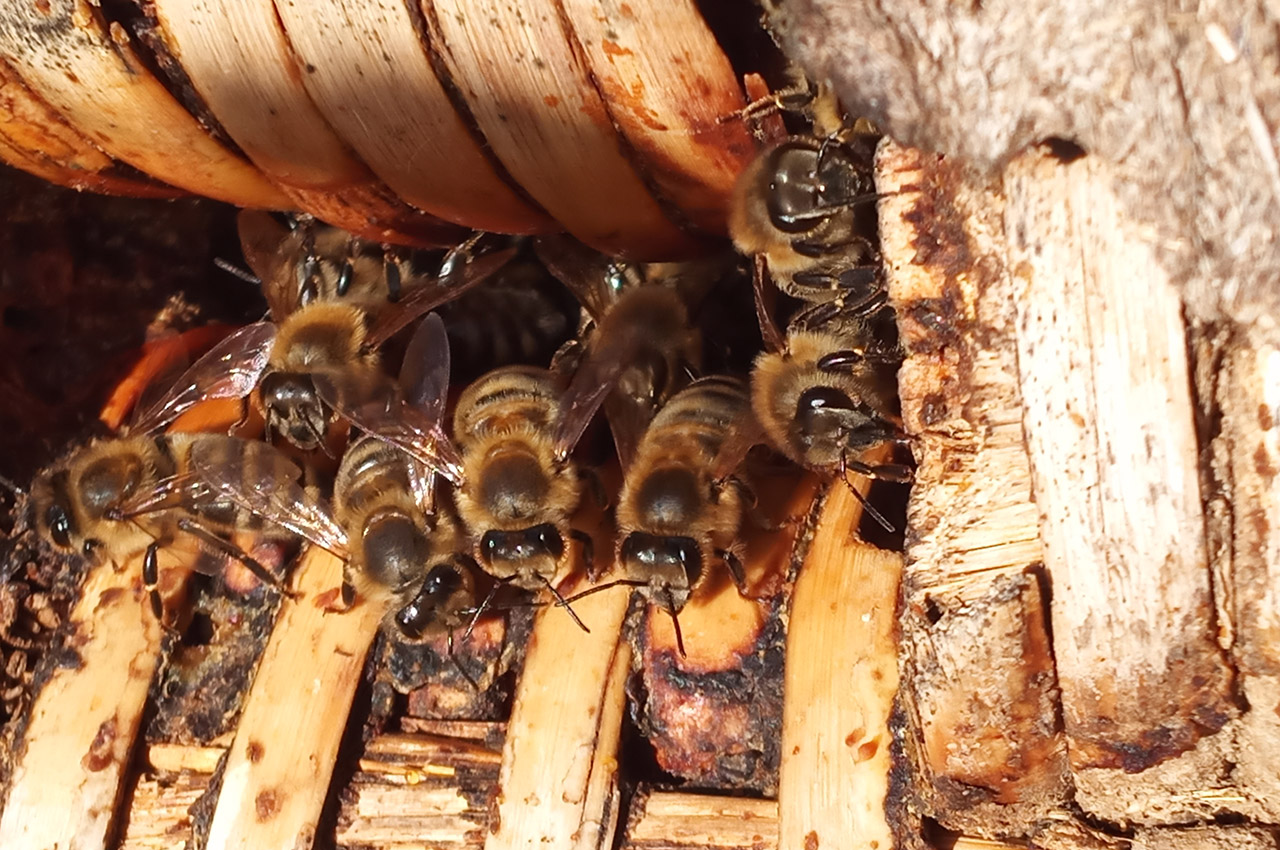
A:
[
  {"left": 484, "top": 577, "right": 632, "bottom": 850},
  {"left": 419, "top": 0, "right": 703, "bottom": 258},
  {"left": 1003, "top": 148, "right": 1238, "bottom": 822},
  {"left": 0, "top": 0, "right": 285, "bottom": 208},
  {"left": 623, "top": 792, "right": 779, "bottom": 850},
  {"left": 268, "top": 0, "right": 554, "bottom": 235},
  {"left": 876, "top": 141, "right": 1070, "bottom": 835},
  {"left": 203, "top": 546, "right": 383, "bottom": 850},
  {"left": 558, "top": 0, "right": 755, "bottom": 235},
  {"left": 778, "top": 479, "right": 905, "bottom": 850},
  {"left": 0, "top": 58, "right": 180, "bottom": 197},
  {"left": 1196, "top": 325, "right": 1280, "bottom": 821},
  {"left": 0, "top": 552, "right": 183, "bottom": 850}
]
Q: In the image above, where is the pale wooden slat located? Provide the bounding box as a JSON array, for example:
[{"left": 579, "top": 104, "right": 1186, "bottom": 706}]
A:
[
  {"left": 271, "top": 0, "right": 555, "bottom": 235},
  {"left": 420, "top": 0, "right": 702, "bottom": 259},
  {"left": 0, "top": 0, "right": 285, "bottom": 207},
  {"left": 203, "top": 546, "right": 383, "bottom": 850},
  {"left": 559, "top": 0, "right": 755, "bottom": 236},
  {"left": 1004, "top": 149, "right": 1238, "bottom": 822}
]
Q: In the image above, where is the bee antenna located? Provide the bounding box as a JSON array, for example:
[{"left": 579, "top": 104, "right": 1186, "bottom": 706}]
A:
[
  {"left": 559, "top": 578, "right": 645, "bottom": 606},
  {"left": 665, "top": 591, "right": 687, "bottom": 658},
  {"left": 213, "top": 258, "right": 261, "bottom": 286},
  {"left": 462, "top": 577, "right": 508, "bottom": 642},
  {"left": 543, "top": 575, "right": 590, "bottom": 634},
  {"left": 838, "top": 451, "right": 896, "bottom": 534},
  {"left": 445, "top": 629, "right": 480, "bottom": 691},
  {"left": 0, "top": 474, "right": 26, "bottom": 498}
]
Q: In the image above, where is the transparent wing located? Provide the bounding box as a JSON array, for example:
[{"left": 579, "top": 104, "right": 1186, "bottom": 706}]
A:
[
  {"left": 129, "top": 322, "right": 276, "bottom": 436},
  {"left": 753, "top": 256, "right": 786, "bottom": 354},
  {"left": 532, "top": 234, "right": 622, "bottom": 322},
  {"left": 313, "top": 370, "right": 466, "bottom": 486},
  {"left": 602, "top": 392, "right": 655, "bottom": 472},
  {"left": 237, "top": 210, "right": 301, "bottom": 321},
  {"left": 398, "top": 313, "right": 450, "bottom": 422},
  {"left": 711, "top": 408, "right": 767, "bottom": 482},
  {"left": 115, "top": 469, "right": 204, "bottom": 519},
  {"left": 188, "top": 436, "right": 348, "bottom": 556},
  {"left": 364, "top": 246, "right": 518, "bottom": 349},
  {"left": 551, "top": 345, "right": 626, "bottom": 464}
]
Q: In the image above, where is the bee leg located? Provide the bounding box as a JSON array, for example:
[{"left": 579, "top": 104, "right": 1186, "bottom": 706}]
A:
[
  {"left": 716, "top": 549, "right": 750, "bottom": 597},
  {"left": 570, "top": 528, "right": 596, "bottom": 579},
  {"left": 381, "top": 245, "right": 402, "bottom": 302},
  {"left": 577, "top": 468, "right": 610, "bottom": 510},
  {"left": 143, "top": 541, "right": 165, "bottom": 624},
  {"left": 175, "top": 517, "right": 297, "bottom": 598},
  {"left": 446, "top": 629, "right": 480, "bottom": 691},
  {"left": 664, "top": 595, "right": 688, "bottom": 658}
]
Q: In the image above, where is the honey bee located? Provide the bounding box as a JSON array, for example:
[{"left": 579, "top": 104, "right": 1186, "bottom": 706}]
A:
[
  {"left": 727, "top": 87, "right": 883, "bottom": 309},
  {"left": 29, "top": 431, "right": 300, "bottom": 624},
  {"left": 535, "top": 235, "right": 704, "bottom": 468},
  {"left": 749, "top": 293, "right": 912, "bottom": 531},
  {"left": 450, "top": 364, "right": 594, "bottom": 628},
  {"left": 185, "top": 212, "right": 516, "bottom": 455},
  {"left": 192, "top": 316, "right": 485, "bottom": 662},
  {"left": 612, "top": 376, "right": 754, "bottom": 655}
]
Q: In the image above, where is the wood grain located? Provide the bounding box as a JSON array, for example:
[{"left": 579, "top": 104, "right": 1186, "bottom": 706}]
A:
[
  {"left": 877, "top": 142, "right": 1070, "bottom": 834},
  {"left": 559, "top": 0, "right": 757, "bottom": 235},
  {"left": 270, "top": 0, "right": 555, "bottom": 235},
  {"left": 203, "top": 546, "right": 383, "bottom": 850},
  {"left": 419, "top": 0, "right": 702, "bottom": 259},
  {"left": 151, "top": 0, "right": 462, "bottom": 247},
  {"left": 0, "top": 0, "right": 284, "bottom": 208},
  {"left": 0, "top": 551, "right": 187, "bottom": 850},
  {"left": 1004, "top": 148, "right": 1238, "bottom": 822}
]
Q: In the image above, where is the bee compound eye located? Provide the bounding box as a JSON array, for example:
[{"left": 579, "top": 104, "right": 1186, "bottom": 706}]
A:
[{"left": 45, "top": 505, "right": 71, "bottom": 548}]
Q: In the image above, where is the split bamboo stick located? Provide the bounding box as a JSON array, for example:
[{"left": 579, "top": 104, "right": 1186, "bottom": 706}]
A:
[
  {"left": 0, "top": 0, "right": 285, "bottom": 207},
  {"left": 203, "top": 546, "right": 383, "bottom": 850}
]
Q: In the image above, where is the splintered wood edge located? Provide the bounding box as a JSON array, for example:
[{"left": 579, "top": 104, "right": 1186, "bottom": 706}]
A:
[
  {"left": 486, "top": 579, "right": 632, "bottom": 850},
  {"left": 559, "top": 0, "right": 756, "bottom": 235},
  {"left": 203, "top": 546, "right": 383, "bottom": 850},
  {"left": 779, "top": 478, "right": 904, "bottom": 850},
  {"left": 0, "top": 552, "right": 171, "bottom": 850},
  {"left": 1201, "top": 330, "right": 1280, "bottom": 818},
  {"left": 0, "top": 58, "right": 181, "bottom": 197},
  {"left": 875, "top": 141, "right": 1071, "bottom": 831},
  {"left": 1003, "top": 149, "right": 1238, "bottom": 819},
  {"left": 0, "top": 0, "right": 286, "bottom": 207},
  {"left": 422, "top": 0, "right": 703, "bottom": 258},
  {"left": 271, "top": 0, "right": 555, "bottom": 234}
]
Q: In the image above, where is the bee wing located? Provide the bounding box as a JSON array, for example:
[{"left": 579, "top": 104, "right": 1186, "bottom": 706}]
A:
[
  {"left": 364, "top": 246, "right": 518, "bottom": 350},
  {"left": 711, "top": 408, "right": 766, "bottom": 482},
  {"left": 129, "top": 322, "right": 276, "bottom": 435},
  {"left": 237, "top": 211, "right": 302, "bottom": 321},
  {"left": 115, "top": 469, "right": 204, "bottom": 519},
  {"left": 602, "top": 392, "right": 655, "bottom": 471},
  {"left": 188, "top": 436, "right": 348, "bottom": 556},
  {"left": 533, "top": 234, "right": 621, "bottom": 322},
  {"left": 753, "top": 256, "right": 786, "bottom": 354},
  {"left": 313, "top": 369, "right": 466, "bottom": 486},
  {"left": 398, "top": 313, "right": 450, "bottom": 423},
  {"left": 551, "top": 344, "right": 626, "bottom": 463}
]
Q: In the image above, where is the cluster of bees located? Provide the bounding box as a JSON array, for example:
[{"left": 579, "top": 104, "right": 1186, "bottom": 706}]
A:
[{"left": 15, "top": 90, "right": 911, "bottom": 672}]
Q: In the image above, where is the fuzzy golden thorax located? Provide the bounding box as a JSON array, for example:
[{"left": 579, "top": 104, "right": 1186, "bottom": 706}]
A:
[
  {"left": 29, "top": 435, "right": 174, "bottom": 564},
  {"left": 752, "top": 329, "right": 898, "bottom": 471}
]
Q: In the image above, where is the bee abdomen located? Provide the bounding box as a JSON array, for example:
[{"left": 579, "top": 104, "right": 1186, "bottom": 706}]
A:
[{"left": 453, "top": 366, "right": 560, "bottom": 443}]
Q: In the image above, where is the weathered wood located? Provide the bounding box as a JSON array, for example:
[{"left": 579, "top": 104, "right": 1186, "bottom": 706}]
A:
[
  {"left": 876, "top": 142, "right": 1070, "bottom": 835},
  {"left": 558, "top": 0, "right": 756, "bottom": 236},
  {"left": 1197, "top": 325, "right": 1280, "bottom": 820},
  {"left": 484, "top": 572, "right": 631, "bottom": 850},
  {"left": 623, "top": 792, "right": 779, "bottom": 850},
  {"left": 1004, "top": 148, "right": 1237, "bottom": 823},
  {"left": 0, "top": 551, "right": 189, "bottom": 850},
  {"left": 778, "top": 479, "right": 905, "bottom": 850},
  {"left": 203, "top": 546, "right": 383, "bottom": 850},
  {"left": 418, "top": 0, "right": 702, "bottom": 258},
  {"left": 269, "top": 0, "right": 554, "bottom": 235},
  {"left": 637, "top": 472, "right": 817, "bottom": 794},
  {"left": 0, "top": 0, "right": 285, "bottom": 208},
  {"left": 1130, "top": 825, "right": 1280, "bottom": 850},
  {"left": 150, "top": 0, "right": 461, "bottom": 247}
]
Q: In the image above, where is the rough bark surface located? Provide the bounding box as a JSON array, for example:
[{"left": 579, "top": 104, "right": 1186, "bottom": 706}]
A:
[{"left": 774, "top": 0, "right": 1280, "bottom": 331}]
